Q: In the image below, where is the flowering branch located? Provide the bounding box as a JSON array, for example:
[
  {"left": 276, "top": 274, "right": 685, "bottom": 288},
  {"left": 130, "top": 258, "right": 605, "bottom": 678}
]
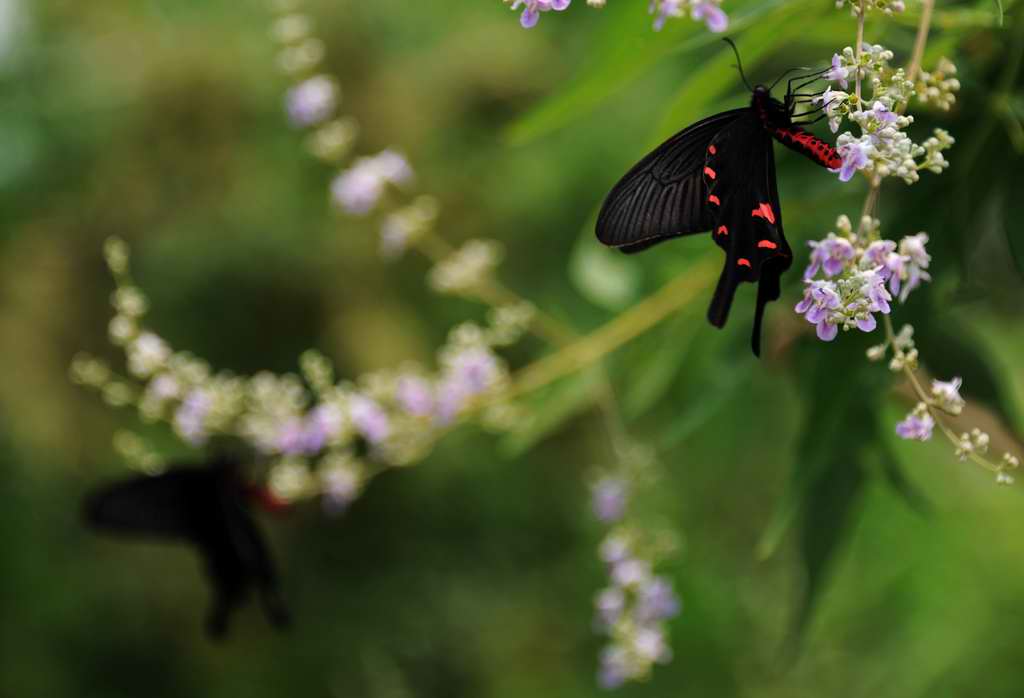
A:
[
  {"left": 501, "top": 0, "right": 729, "bottom": 33},
  {"left": 797, "top": 0, "right": 1020, "bottom": 483}
]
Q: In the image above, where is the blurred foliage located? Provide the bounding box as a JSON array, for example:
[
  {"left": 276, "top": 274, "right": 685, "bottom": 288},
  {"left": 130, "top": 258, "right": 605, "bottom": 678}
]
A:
[{"left": 1, "top": 0, "right": 1023, "bottom": 696}]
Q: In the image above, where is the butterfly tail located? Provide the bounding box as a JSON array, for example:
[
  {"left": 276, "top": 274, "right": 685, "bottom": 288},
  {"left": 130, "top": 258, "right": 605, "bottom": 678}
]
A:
[
  {"left": 707, "top": 264, "right": 740, "bottom": 329},
  {"left": 751, "top": 259, "right": 786, "bottom": 357}
]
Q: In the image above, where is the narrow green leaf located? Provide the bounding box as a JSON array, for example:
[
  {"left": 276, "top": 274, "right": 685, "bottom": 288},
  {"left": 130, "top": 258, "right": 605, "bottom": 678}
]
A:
[
  {"left": 621, "top": 310, "right": 701, "bottom": 418},
  {"left": 653, "top": 1, "right": 839, "bottom": 139},
  {"left": 790, "top": 452, "right": 866, "bottom": 643},
  {"left": 502, "top": 0, "right": 792, "bottom": 146}
]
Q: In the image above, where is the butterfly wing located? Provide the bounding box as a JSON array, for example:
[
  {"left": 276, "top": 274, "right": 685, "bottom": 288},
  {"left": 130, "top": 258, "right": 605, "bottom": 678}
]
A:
[
  {"left": 596, "top": 108, "right": 748, "bottom": 253},
  {"left": 83, "top": 460, "right": 289, "bottom": 638},
  {"left": 703, "top": 112, "right": 792, "bottom": 355},
  {"left": 84, "top": 468, "right": 210, "bottom": 540}
]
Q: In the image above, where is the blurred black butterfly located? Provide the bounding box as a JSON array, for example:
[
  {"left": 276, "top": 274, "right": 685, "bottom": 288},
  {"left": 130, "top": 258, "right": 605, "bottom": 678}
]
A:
[
  {"left": 83, "top": 456, "right": 290, "bottom": 639},
  {"left": 596, "top": 40, "right": 841, "bottom": 356}
]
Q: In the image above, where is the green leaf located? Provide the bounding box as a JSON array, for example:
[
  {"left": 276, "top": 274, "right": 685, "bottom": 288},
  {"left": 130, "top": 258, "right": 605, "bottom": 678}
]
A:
[
  {"left": 499, "top": 368, "right": 603, "bottom": 458},
  {"left": 791, "top": 451, "right": 866, "bottom": 642},
  {"left": 653, "top": 1, "right": 839, "bottom": 139},
  {"left": 758, "top": 337, "right": 889, "bottom": 644},
  {"left": 658, "top": 343, "right": 754, "bottom": 449},
  {"left": 568, "top": 235, "right": 643, "bottom": 311},
  {"left": 621, "top": 310, "right": 701, "bottom": 419},
  {"left": 502, "top": 0, "right": 792, "bottom": 146}
]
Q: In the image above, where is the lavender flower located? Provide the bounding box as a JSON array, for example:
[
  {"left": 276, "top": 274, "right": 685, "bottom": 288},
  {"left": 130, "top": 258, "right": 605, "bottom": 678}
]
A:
[
  {"left": 825, "top": 52, "right": 849, "bottom": 88},
  {"left": 805, "top": 233, "right": 855, "bottom": 278},
  {"left": 860, "top": 267, "right": 892, "bottom": 314},
  {"left": 815, "top": 86, "right": 849, "bottom": 133},
  {"left": 594, "top": 586, "right": 626, "bottom": 628},
  {"left": 691, "top": 1, "right": 728, "bottom": 32},
  {"left": 863, "top": 240, "right": 906, "bottom": 295},
  {"left": 174, "top": 389, "right": 212, "bottom": 445},
  {"left": 591, "top": 477, "right": 629, "bottom": 522},
  {"left": 898, "top": 233, "right": 931, "bottom": 301},
  {"left": 396, "top": 374, "right": 435, "bottom": 417},
  {"left": 635, "top": 576, "right": 680, "bottom": 623},
  {"left": 795, "top": 280, "right": 842, "bottom": 341},
  {"left": 599, "top": 533, "right": 631, "bottom": 564},
  {"left": 931, "top": 376, "right": 964, "bottom": 415},
  {"left": 510, "top": 0, "right": 570, "bottom": 28},
  {"left": 598, "top": 646, "right": 630, "bottom": 689},
  {"left": 896, "top": 407, "right": 934, "bottom": 441},
  {"left": 320, "top": 458, "right": 362, "bottom": 514},
  {"left": 836, "top": 136, "right": 871, "bottom": 181},
  {"left": 868, "top": 100, "right": 898, "bottom": 126},
  {"left": 127, "top": 332, "right": 171, "bottom": 378},
  {"left": 348, "top": 394, "right": 390, "bottom": 444},
  {"left": 330, "top": 150, "right": 414, "bottom": 216},
  {"left": 285, "top": 75, "right": 339, "bottom": 128}
]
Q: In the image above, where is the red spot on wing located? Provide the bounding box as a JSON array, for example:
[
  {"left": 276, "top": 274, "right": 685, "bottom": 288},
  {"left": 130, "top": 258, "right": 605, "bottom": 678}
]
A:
[
  {"left": 757, "top": 240, "right": 778, "bottom": 249},
  {"left": 708, "top": 145, "right": 717, "bottom": 155},
  {"left": 708, "top": 194, "right": 720, "bottom": 205},
  {"left": 751, "top": 202, "right": 776, "bottom": 224},
  {"left": 716, "top": 225, "right": 728, "bottom": 236},
  {"left": 737, "top": 258, "right": 752, "bottom": 268},
  {"left": 703, "top": 166, "right": 717, "bottom": 180}
]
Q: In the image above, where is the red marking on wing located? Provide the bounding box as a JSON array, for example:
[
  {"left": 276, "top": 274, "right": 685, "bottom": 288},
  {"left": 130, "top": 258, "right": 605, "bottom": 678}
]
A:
[
  {"left": 708, "top": 194, "right": 720, "bottom": 205},
  {"left": 757, "top": 240, "right": 778, "bottom": 249},
  {"left": 703, "top": 166, "right": 716, "bottom": 180},
  {"left": 751, "top": 202, "right": 776, "bottom": 224},
  {"left": 737, "top": 258, "right": 752, "bottom": 268},
  {"left": 716, "top": 225, "right": 728, "bottom": 236},
  {"left": 708, "top": 145, "right": 717, "bottom": 155}
]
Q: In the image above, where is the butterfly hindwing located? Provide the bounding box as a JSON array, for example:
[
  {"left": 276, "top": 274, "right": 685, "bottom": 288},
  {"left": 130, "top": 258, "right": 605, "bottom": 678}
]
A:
[
  {"left": 596, "top": 108, "right": 747, "bottom": 252},
  {"left": 703, "top": 112, "right": 791, "bottom": 355},
  {"left": 83, "top": 459, "right": 289, "bottom": 638}
]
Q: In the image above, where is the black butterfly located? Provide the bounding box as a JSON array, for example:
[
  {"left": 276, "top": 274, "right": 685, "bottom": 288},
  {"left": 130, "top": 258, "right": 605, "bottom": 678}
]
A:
[
  {"left": 596, "top": 42, "right": 841, "bottom": 356},
  {"left": 83, "top": 456, "right": 290, "bottom": 639}
]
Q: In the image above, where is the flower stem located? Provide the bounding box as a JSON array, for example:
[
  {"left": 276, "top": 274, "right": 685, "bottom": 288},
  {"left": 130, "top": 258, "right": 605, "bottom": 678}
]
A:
[
  {"left": 905, "top": 0, "right": 935, "bottom": 83},
  {"left": 509, "top": 260, "right": 717, "bottom": 397},
  {"left": 855, "top": 0, "right": 866, "bottom": 107},
  {"left": 881, "top": 315, "right": 1001, "bottom": 473}
]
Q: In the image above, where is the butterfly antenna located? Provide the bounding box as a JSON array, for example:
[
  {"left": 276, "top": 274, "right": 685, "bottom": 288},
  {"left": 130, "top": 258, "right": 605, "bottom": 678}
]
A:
[{"left": 722, "top": 37, "right": 753, "bottom": 92}]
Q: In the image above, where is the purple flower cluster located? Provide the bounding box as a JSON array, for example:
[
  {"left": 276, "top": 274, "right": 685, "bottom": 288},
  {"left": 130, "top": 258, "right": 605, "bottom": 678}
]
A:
[
  {"left": 394, "top": 344, "right": 504, "bottom": 425},
  {"left": 330, "top": 150, "right": 414, "bottom": 216},
  {"left": 594, "top": 531, "right": 680, "bottom": 688},
  {"left": 797, "top": 217, "right": 930, "bottom": 341},
  {"left": 285, "top": 75, "right": 339, "bottom": 128},
  {"left": 277, "top": 403, "right": 345, "bottom": 455},
  {"left": 504, "top": 0, "right": 728, "bottom": 33},
  {"left": 895, "top": 407, "right": 934, "bottom": 441},
  {"left": 174, "top": 389, "right": 212, "bottom": 445},
  {"left": 510, "top": 0, "right": 570, "bottom": 28},
  {"left": 650, "top": 0, "right": 728, "bottom": 31}
]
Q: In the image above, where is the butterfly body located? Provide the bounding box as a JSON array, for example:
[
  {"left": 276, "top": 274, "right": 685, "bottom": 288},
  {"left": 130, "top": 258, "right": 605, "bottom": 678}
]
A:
[
  {"left": 596, "top": 82, "right": 837, "bottom": 355},
  {"left": 83, "top": 458, "right": 290, "bottom": 639}
]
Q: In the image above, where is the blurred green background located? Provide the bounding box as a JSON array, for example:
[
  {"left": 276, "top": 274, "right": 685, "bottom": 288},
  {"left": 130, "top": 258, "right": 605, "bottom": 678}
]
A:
[{"left": 2, "top": 0, "right": 1024, "bottom": 695}]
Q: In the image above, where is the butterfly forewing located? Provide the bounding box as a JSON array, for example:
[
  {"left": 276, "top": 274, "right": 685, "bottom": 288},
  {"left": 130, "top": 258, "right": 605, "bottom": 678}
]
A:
[{"left": 596, "top": 108, "right": 747, "bottom": 252}]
